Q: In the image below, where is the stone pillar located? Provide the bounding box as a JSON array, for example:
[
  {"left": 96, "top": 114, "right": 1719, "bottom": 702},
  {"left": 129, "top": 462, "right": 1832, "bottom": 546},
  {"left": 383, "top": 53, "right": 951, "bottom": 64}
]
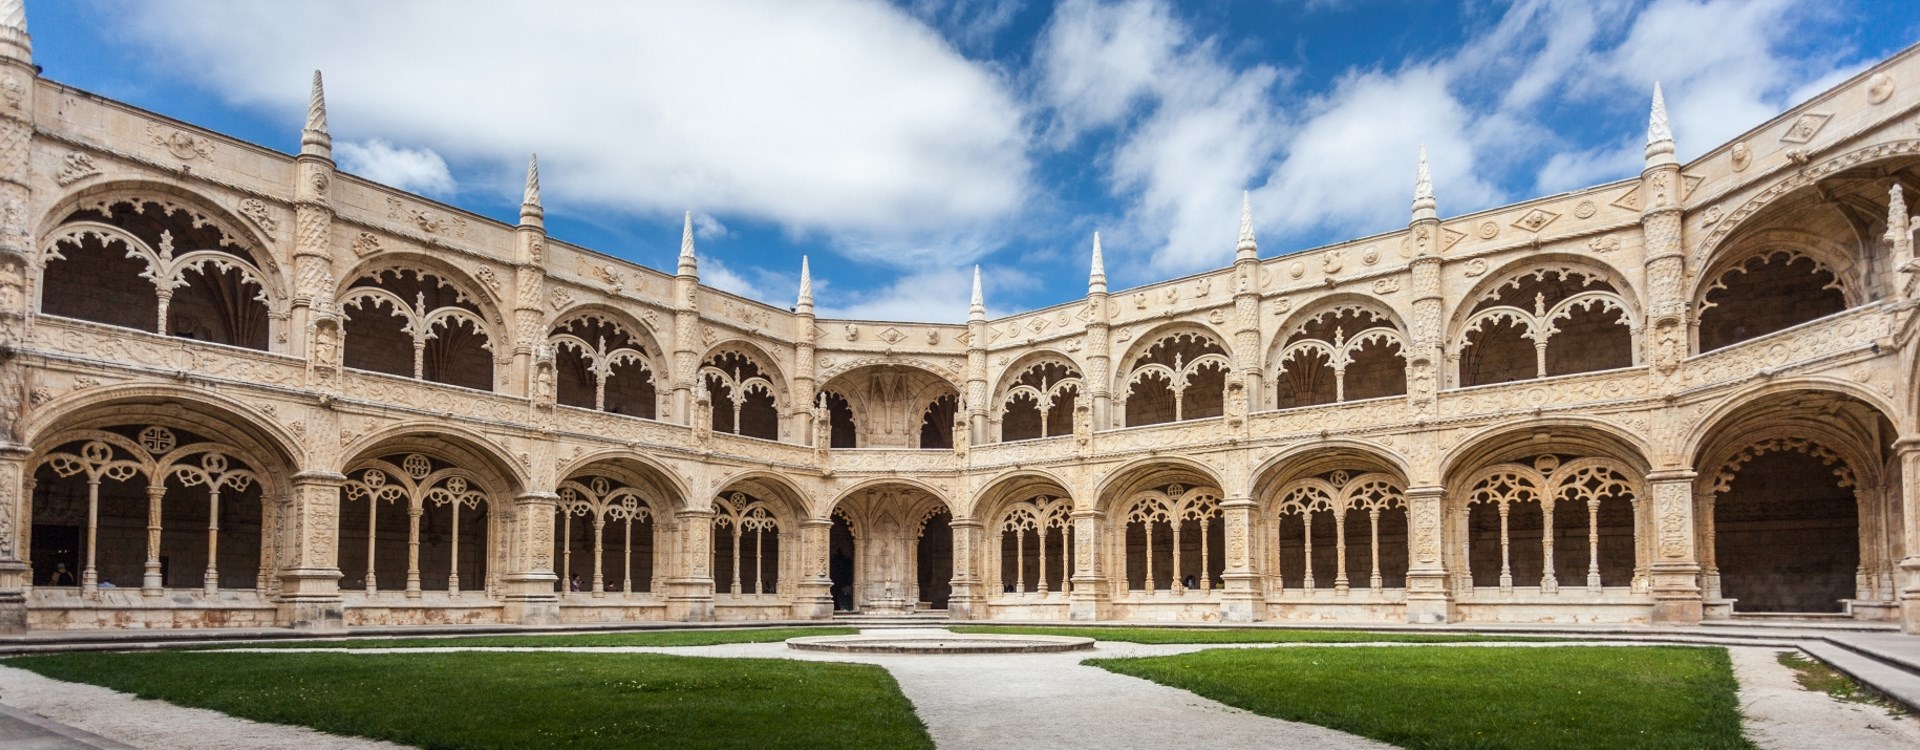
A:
[
  {"left": 1218, "top": 496, "right": 1260, "bottom": 622},
  {"left": 511, "top": 156, "right": 548, "bottom": 399},
  {"left": 1647, "top": 469, "right": 1703, "bottom": 624},
  {"left": 1406, "top": 149, "right": 1445, "bottom": 401},
  {"left": 792, "top": 258, "right": 818, "bottom": 444},
  {"left": 1085, "top": 235, "right": 1114, "bottom": 429},
  {"left": 276, "top": 470, "right": 346, "bottom": 630},
  {"left": 966, "top": 267, "right": 989, "bottom": 443},
  {"left": 1895, "top": 439, "right": 1920, "bottom": 633},
  {"left": 946, "top": 518, "right": 984, "bottom": 619},
  {"left": 1640, "top": 84, "right": 1688, "bottom": 373},
  {"left": 671, "top": 214, "right": 702, "bottom": 425},
  {"left": 1232, "top": 195, "right": 1263, "bottom": 413},
  {"left": 500, "top": 490, "right": 560, "bottom": 626},
  {"left": 290, "top": 72, "right": 336, "bottom": 360},
  {"left": 793, "top": 518, "right": 833, "bottom": 619},
  {"left": 0, "top": 448, "right": 29, "bottom": 633},
  {"left": 1067, "top": 509, "right": 1109, "bottom": 621},
  {"left": 0, "top": 5, "right": 34, "bottom": 634},
  {"left": 1403, "top": 485, "right": 1452, "bottom": 623},
  {"left": 669, "top": 507, "right": 715, "bottom": 621}
]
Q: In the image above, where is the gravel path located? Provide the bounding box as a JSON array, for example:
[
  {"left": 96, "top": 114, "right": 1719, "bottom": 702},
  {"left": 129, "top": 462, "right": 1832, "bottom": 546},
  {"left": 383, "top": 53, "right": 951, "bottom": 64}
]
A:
[
  {"left": 3, "top": 631, "right": 1917, "bottom": 750},
  {"left": 1726, "top": 646, "right": 1920, "bottom": 750}
]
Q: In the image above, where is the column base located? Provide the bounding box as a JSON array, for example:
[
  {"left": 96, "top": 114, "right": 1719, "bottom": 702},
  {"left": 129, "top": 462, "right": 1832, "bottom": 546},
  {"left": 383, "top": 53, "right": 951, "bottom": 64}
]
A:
[
  {"left": 1898, "top": 558, "right": 1920, "bottom": 634},
  {"left": 278, "top": 599, "right": 345, "bottom": 631},
  {"left": 1404, "top": 572, "right": 1453, "bottom": 624},
  {"left": 503, "top": 597, "right": 560, "bottom": 626},
  {"left": 946, "top": 594, "right": 984, "bottom": 620},
  {"left": 1649, "top": 563, "right": 1702, "bottom": 625},
  {"left": 792, "top": 581, "right": 833, "bottom": 620},
  {"left": 1067, "top": 590, "right": 1109, "bottom": 621},
  {"left": 1219, "top": 572, "right": 1261, "bottom": 623}
]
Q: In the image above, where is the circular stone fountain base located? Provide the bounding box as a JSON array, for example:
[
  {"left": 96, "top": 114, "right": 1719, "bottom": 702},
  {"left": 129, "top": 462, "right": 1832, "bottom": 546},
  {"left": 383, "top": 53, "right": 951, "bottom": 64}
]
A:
[{"left": 786, "top": 632, "right": 1095, "bottom": 654}]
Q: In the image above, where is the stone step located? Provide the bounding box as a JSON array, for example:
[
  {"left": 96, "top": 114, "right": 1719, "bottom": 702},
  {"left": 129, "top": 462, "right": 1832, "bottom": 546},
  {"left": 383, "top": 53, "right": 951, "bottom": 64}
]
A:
[
  {"left": 1702, "top": 617, "right": 1900, "bottom": 632},
  {"left": 1798, "top": 641, "right": 1920, "bottom": 714}
]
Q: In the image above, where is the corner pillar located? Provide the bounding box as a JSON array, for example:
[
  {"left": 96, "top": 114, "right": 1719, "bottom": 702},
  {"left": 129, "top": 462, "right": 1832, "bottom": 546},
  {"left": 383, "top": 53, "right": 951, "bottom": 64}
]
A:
[
  {"left": 1894, "top": 439, "right": 1920, "bottom": 633},
  {"left": 1403, "top": 485, "right": 1453, "bottom": 623},
  {"left": 1218, "top": 496, "right": 1261, "bottom": 622},
  {"left": 0, "top": 447, "right": 31, "bottom": 633},
  {"left": 669, "top": 507, "right": 715, "bottom": 622},
  {"left": 1647, "top": 469, "right": 1703, "bottom": 624},
  {"left": 946, "top": 518, "right": 985, "bottom": 619},
  {"left": 275, "top": 470, "right": 347, "bottom": 630},
  {"left": 1067, "top": 510, "right": 1110, "bottom": 621},
  {"left": 501, "top": 490, "right": 560, "bottom": 626},
  {"left": 793, "top": 518, "right": 833, "bottom": 619}
]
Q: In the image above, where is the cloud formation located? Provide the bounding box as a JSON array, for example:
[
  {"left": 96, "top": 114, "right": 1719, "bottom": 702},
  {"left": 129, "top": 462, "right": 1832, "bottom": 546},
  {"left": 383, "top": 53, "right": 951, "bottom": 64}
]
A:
[
  {"left": 335, "top": 139, "right": 455, "bottom": 197},
  {"left": 113, "top": 0, "right": 1032, "bottom": 237}
]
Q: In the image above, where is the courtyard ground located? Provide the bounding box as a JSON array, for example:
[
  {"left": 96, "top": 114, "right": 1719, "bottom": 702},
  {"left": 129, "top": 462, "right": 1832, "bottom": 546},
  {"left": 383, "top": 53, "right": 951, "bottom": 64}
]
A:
[{"left": 2, "top": 627, "right": 1917, "bottom": 750}]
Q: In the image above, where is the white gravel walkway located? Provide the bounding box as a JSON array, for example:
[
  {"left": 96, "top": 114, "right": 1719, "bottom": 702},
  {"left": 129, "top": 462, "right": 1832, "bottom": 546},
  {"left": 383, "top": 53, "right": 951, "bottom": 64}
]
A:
[
  {"left": 2, "top": 630, "right": 1917, "bottom": 750},
  {"left": 0, "top": 664, "right": 406, "bottom": 750},
  {"left": 1726, "top": 646, "right": 1920, "bottom": 750}
]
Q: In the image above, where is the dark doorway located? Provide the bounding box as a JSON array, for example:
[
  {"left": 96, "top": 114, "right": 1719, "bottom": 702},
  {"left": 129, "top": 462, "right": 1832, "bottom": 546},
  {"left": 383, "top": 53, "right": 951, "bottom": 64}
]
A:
[
  {"left": 31, "top": 524, "right": 80, "bottom": 587},
  {"left": 918, "top": 512, "right": 953, "bottom": 609},
  {"left": 1714, "top": 450, "right": 1857, "bottom": 613},
  {"left": 829, "top": 515, "right": 856, "bottom": 611}
]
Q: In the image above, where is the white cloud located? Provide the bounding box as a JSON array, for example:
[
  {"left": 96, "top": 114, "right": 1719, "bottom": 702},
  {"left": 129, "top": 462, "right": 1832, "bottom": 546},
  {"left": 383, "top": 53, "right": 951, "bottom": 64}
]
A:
[
  {"left": 699, "top": 256, "right": 768, "bottom": 303},
  {"left": 818, "top": 265, "right": 1034, "bottom": 323},
  {"left": 335, "top": 139, "right": 455, "bottom": 197},
  {"left": 112, "top": 0, "right": 1031, "bottom": 236}
]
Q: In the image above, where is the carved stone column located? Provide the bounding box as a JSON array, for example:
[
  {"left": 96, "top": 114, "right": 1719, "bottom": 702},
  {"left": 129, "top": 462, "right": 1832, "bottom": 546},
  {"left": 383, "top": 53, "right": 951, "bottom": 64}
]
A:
[
  {"left": 290, "top": 72, "right": 336, "bottom": 359},
  {"left": 1067, "top": 509, "right": 1109, "bottom": 621},
  {"left": 0, "top": 447, "right": 29, "bottom": 633},
  {"left": 276, "top": 470, "right": 346, "bottom": 630},
  {"left": 946, "top": 517, "right": 983, "bottom": 619},
  {"left": 511, "top": 157, "right": 548, "bottom": 400},
  {"left": 1218, "top": 496, "right": 1260, "bottom": 622},
  {"left": 500, "top": 490, "right": 560, "bottom": 626},
  {"left": 1640, "top": 85, "right": 1688, "bottom": 373},
  {"left": 1403, "top": 485, "right": 1452, "bottom": 623},
  {"left": 966, "top": 267, "right": 989, "bottom": 443},
  {"left": 1085, "top": 236, "right": 1113, "bottom": 429},
  {"left": 1647, "top": 469, "right": 1703, "bottom": 624},
  {"left": 793, "top": 518, "right": 833, "bottom": 619},
  {"left": 1894, "top": 438, "right": 1920, "bottom": 633},
  {"left": 793, "top": 258, "right": 817, "bottom": 444},
  {"left": 669, "top": 507, "right": 715, "bottom": 621},
  {"left": 671, "top": 214, "right": 702, "bottom": 425}
]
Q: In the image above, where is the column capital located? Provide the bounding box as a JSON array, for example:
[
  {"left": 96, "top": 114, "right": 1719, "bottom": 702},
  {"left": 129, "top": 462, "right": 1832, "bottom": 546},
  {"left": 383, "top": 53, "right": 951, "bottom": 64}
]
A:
[{"left": 1646, "top": 469, "right": 1698, "bottom": 483}]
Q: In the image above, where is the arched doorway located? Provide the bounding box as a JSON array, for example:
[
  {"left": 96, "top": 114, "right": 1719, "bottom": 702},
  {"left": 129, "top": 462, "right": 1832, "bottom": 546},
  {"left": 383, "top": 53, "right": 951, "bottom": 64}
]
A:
[{"left": 828, "top": 483, "right": 952, "bottom": 613}]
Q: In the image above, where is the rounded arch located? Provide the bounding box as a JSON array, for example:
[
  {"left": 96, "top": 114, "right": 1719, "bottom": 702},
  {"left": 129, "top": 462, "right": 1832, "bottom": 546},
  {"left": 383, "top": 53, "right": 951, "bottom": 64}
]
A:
[
  {"left": 988, "top": 348, "right": 1085, "bottom": 403},
  {"left": 1440, "top": 417, "right": 1654, "bottom": 485},
  {"left": 1686, "top": 382, "right": 1897, "bottom": 490},
  {"left": 1272, "top": 293, "right": 1411, "bottom": 351},
  {"left": 1095, "top": 456, "right": 1227, "bottom": 513},
  {"left": 554, "top": 450, "right": 689, "bottom": 515},
  {"left": 700, "top": 339, "right": 792, "bottom": 402},
  {"left": 709, "top": 469, "right": 812, "bottom": 520},
  {"left": 337, "top": 421, "right": 528, "bottom": 495},
  {"left": 1251, "top": 438, "right": 1411, "bottom": 500},
  {"left": 1113, "top": 321, "right": 1234, "bottom": 384},
  {"left": 549, "top": 303, "right": 668, "bottom": 366},
  {"left": 1691, "top": 229, "right": 1865, "bottom": 311},
  {"left": 970, "top": 468, "right": 1076, "bottom": 523},
  {"left": 36, "top": 180, "right": 286, "bottom": 290},
  {"left": 827, "top": 476, "right": 955, "bottom": 520},
  {"left": 336, "top": 252, "right": 508, "bottom": 330},
  {"left": 1690, "top": 140, "right": 1920, "bottom": 272},
  {"left": 23, "top": 384, "right": 304, "bottom": 480}
]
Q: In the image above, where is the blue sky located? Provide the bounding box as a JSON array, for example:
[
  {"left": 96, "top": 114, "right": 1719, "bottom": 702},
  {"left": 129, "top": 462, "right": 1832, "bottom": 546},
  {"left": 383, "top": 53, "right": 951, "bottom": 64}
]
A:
[{"left": 28, "top": 0, "right": 1917, "bottom": 321}]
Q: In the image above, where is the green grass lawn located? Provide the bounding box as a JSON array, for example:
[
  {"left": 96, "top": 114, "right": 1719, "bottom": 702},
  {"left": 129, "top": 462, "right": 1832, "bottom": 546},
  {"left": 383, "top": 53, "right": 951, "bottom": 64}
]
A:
[
  {"left": 6, "top": 650, "right": 931, "bottom": 750},
  {"left": 206, "top": 625, "right": 856, "bottom": 649},
  {"left": 950, "top": 624, "right": 1556, "bottom": 644},
  {"left": 1089, "top": 645, "right": 1751, "bottom": 750}
]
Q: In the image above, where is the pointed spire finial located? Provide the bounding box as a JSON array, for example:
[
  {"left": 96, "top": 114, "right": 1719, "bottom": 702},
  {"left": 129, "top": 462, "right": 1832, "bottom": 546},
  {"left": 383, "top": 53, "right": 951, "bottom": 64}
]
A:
[
  {"left": 677, "top": 211, "right": 698, "bottom": 276},
  {"left": 1236, "top": 190, "right": 1258, "bottom": 260},
  {"left": 1646, "top": 82, "right": 1676, "bottom": 164},
  {"left": 519, "top": 154, "right": 543, "bottom": 227},
  {"left": 797, "top": 255, "right": 814, "bottom": 313},
  {"left": 969, "top": 265, "right": 985, "bottom": 320},
  {"left": 301, "top": 70, "right": 331, "bottom": 158},
  {"left": 1411, "top": 145, "right": 1437, "bottom": 221},
  {"left": 1088, "top": 232, "right": 1107, "bottom": 295},
  {"left": 0, "top": 0, "right": 30, "bottom": 64}
]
